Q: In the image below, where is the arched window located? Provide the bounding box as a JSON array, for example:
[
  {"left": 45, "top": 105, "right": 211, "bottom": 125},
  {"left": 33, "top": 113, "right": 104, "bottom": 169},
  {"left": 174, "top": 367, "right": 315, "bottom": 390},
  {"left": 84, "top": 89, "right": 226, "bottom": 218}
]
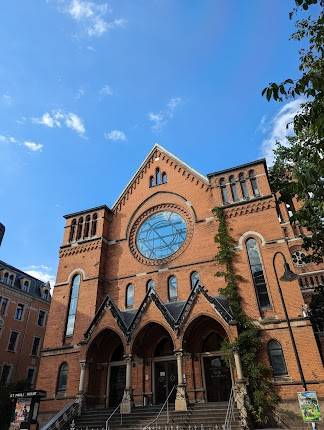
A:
[
  {"left": 168, "top": 276, "right": 178, "bottom": 302},
  {"left": 146, "top": 279, "right": 155, "bottom": 292},
  {"left": 65, "top": 275, "right": 81, "bottom": 337},
  {"left": 246, "top": 238, "right": 271, "bottom": 310},
  {"left": 229, "top": 175, "right": 239, "bottom": 202},
  {"left": 239, "top": 173, "right": 249, "bottom": 200},
  {"left": 9, "top": 274, "right": 14, "bottom": 286},
  {"left": 149, "top": 176, "right": 155, "bottom": 188},
  {"left": 162, "top": 172, "right": 168, "bottom": 184},
  {"left": 126, "top": 284, "right": 135, "bottom": 308},
  {"left": 219, "top": 178, "right": 228, "bottom": 205},
  {"left": 57, "top": 363, "right": 68, "bottom": 393},
  {"left": 76, "top": 217, "right": 83, "bottom": 241},
  {"left": 249, "top": 170, "right": 260, "bottom": 197},
  {"left": 69, "top": 219, "right": 77, "bottom": 242},
  {"left": 4, "top": 272, "right": 8, "bottom": 284},
  {"left": 190, "top": 271, "right": 200, "bottom": 289},
  {"left": 91, "top": 213, "right": 97, "bottom": 237},
  {"left": 83, "top": 215, "right": 91, "bottom": 238},
  {"left": 23, "top": 281, "right": 29, "bottom": 292},
  {"left": 268, "top": 340, "right": 288, "bottom": 376},
  {"left": 156, "top": 168, "right": 161, "bottom": 186}
]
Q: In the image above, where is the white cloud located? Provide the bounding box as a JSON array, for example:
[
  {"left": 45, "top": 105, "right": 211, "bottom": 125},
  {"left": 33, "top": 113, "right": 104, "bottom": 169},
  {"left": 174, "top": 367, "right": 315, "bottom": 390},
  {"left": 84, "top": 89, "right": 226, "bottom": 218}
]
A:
[
  {"left": 60, "top": 0, "right": 127, "bottom": 38},
  {"left": 75, "top": 88, "right": 85, "bottom": 99},
  {"left": 1, "top": 94, "right": 13, "bottom": 106},
  {"left": 0, "top": 135, "right": 17, "bottom": 144},
  {"left": 24, "top": 141, "right": 43, "bottom": 152},
  {"left": 24, "top": 265, "right": 56, "bottom": 289},
  {"left": 260, "top": 99, "right": 304, "bottom": 165},
  {"left": 99, "top": 84, "right": 113, "bottom": 96},
  {"left": 33, "top": 110, "right": 85, "bottom": 135},
  {"left": 148, "top": 97, "right": 183, "bottom": 132},
  {"left": 104, "top": 129, "right": 126, "bottom": 141}
]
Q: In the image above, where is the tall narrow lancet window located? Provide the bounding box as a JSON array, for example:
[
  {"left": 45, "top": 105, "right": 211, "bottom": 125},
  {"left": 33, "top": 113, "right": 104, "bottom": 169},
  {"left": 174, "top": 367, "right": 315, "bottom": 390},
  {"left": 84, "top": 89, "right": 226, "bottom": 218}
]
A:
[
  {"left": 91, "top": 213, "right": 97, "bottom": 237},
  {"left": 149, "top": 176, "right": 155, "bottom": 188},
  {"left": 126, "top": 284, "right": 134, "bottom": 308},
  {"left": 156, "top": 168, "right": 161, "bottom": 185},
  {"left": 4, "top": 272, "right": 8, "bottom": 284},
  {"left": 65, "top": 275, "right": 81, "bottom": 337},
  {"left": 162, "top": 172, "right": 168, "bottom": 184},
  {"left": 239, "top": 173, "right": 249, "bottom": 200},
  {"left": 220, "top": 178, "right": 228, "bottom": 205},
  {"left": 229, "top": 175, "right": 239, "bottom": 202},
  {"left": 246, "top": 238, "right": 271, "bottom": 310},
  {"left": 146, "top": 279, "right": 155, "bottom": 292},
  {"left": 76, "top": 217, "right": 83, "bottom": 241},
  {"left": 190, "top": 271, "right": 200, "bottom": 289},
  {"left": 168, "top": 276, "right": 178, "bottom": 302},
  {"left": 57, "top": 363, "right": 68, "bottom": 393},
  {"left": 9, "top": 275, "right": 14, "bottom": 286},
  {"left": 249, "top": 170, "right": 260, "bottom": 197},
  {"left": 268, "top": 340, "right": 288, "bottom": 376},
  {"left": 69, "top": 219, "right": 77, "bottom": 242},
  {"left": 83, "top": 215, "right": 91, "bottom": 239}
]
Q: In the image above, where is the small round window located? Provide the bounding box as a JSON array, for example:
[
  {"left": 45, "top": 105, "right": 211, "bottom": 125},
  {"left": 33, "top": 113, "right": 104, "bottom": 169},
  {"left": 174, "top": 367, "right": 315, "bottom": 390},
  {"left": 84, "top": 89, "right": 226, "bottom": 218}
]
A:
[
  {"left": 292, "top": 251, "right": 306, "bottom": 267},
  {"left": 136, "top": 211, "right": 187, "bottom": 260}
]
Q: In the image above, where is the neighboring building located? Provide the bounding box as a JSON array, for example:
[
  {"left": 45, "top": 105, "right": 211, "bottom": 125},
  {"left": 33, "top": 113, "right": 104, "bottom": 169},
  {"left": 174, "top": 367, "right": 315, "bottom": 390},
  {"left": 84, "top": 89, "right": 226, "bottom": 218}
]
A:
[
  {"left": 36, "top": 145, "right": 324, "bottom": 425},
  {"left": 0, "top": 259, "right": 51, "bottom": 388}
]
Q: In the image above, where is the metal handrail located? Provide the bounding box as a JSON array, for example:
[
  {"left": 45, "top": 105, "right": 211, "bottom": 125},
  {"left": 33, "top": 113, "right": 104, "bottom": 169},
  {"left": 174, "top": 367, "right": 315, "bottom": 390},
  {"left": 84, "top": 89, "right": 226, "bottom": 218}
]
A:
[
  {"left": 223, "top": 386, "right": 235, "bottom": 430},
  {"left": 143, "top": 385, "right": 176, "bottom": 430},
  {"left": 105, "top": 400, "right": 123, "bottom": 430},
  {"left": 41, "top": 397, "right": 82, "bottom": 430}
]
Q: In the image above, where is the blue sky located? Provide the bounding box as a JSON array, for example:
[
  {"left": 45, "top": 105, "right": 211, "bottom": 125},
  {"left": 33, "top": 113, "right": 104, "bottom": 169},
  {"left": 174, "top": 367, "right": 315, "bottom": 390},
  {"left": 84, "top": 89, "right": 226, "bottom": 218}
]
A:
[{"left": 0, "top": 0, "right": 304, "bottom": 285}]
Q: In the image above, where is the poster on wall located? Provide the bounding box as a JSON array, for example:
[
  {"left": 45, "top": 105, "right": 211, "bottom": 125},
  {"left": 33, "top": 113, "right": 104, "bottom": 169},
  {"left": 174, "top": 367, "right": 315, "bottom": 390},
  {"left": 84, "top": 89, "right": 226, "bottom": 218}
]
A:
[
  {"left": 10, "top": 398, "right": 31, "bottom": 430},
  {"left": 297, "top": 391, "right": 321, "bottom": 423}
]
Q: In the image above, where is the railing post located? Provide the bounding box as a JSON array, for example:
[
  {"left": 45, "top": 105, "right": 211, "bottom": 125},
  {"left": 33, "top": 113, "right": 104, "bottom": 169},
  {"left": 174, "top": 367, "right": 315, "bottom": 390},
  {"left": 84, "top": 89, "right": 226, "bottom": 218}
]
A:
[
  {"left": 120, "top": 354, "right": 133, "bottom": 414},
  {"left": 174, "top": 350, "right": 187, "bottom": 412}
]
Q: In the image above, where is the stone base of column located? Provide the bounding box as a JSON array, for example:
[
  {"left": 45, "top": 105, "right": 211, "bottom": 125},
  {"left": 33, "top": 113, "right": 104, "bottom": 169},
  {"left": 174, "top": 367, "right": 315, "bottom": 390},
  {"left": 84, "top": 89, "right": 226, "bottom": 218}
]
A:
[
  {"left": 175, "top": 384, "right": 187, "bottom": 412},
  {"left": 234, "top": 380, "right": 249, "bottom": 430},
  {"left": 120, "top": 389, "right": 133, "bottom": 414}
]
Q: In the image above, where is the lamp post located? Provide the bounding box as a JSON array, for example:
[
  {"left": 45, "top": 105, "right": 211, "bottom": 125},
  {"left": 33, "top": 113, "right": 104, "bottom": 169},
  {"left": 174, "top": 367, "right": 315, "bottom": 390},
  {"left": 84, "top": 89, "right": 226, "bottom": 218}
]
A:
[{"left": 272, "top": 251, "right": 307, "bottom": 391}]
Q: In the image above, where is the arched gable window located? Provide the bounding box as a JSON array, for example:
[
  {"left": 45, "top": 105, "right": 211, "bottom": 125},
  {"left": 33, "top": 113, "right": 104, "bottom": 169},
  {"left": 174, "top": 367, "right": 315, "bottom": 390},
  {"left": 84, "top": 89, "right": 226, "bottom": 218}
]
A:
[
  {"left": 126, "top": 284, "right": 134, "bottom": 308},
  {"left": 9, "top": 274, "right": 14, "bottom": 286},
  {"left": 219, "top": 178, "right": 228, "bottom": 205},
  {"left": 149, "top": 176, "right": 155, "bottom": 188},
  {"left": 249, "top": 170, "right": 260, "bottom": 197},
  {"left": 239, "top": 173, "right": 249, "bottom": 200},
  {"left": 190, "top": 271, "right": 200, "bottom": 289},
  {"left": 69, "top": 219, "right": 77, "bottom": 242},
  {"left": 146, "top": 279, "right": 155, "bottom": 292},
  {"left": 156, "top": 168, "right": 161, "bottom": 185},
  {"left": 161, "top": 172, "right": 168, "bottom": 184},
  {"left": 4, "top": 272, "right": 8, "bottom": 284},
  {"left": 246, "top": 238, "right": 271, "bottom": 310},
  {"left": 91, "top": 213, "right": 97, "bottom": 237},
  {"left": 268, "top": 340, "right": 288, "bottom": 376},
  {"left": 76, "top": 217, "right": 83, "bottom": 241},
  {"left": 57, "top": 363, "right": 68, "bottom": 393},
  {"left": 83, "top": 215, "right": 91, "bottom": 238},
  {"left": 65, "top": 274, "right": 81, "bottom": 337},
  {"left": 229, "top": 175, "right": 239, "bottom": 202},
  {"left": 23, "top": 281, "right": 29, "bottom": 292},
  {"left": 168, "top": 276, "right": 178, "bottom": 302}
]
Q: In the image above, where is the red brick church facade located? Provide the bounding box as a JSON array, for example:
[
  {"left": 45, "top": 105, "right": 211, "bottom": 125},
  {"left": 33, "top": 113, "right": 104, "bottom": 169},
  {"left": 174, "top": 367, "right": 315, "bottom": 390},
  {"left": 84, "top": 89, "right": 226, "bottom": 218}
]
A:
[{"left": 37, "top": 145, "right": 324, "bottom": 424}]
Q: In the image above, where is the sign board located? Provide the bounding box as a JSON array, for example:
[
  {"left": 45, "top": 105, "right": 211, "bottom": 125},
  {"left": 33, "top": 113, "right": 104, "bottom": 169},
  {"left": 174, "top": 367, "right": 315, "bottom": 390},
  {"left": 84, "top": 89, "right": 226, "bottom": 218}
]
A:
[
  {"left": 297, "top": 391, "right": 321, "bottom": 423},
  {"left": 9, "top": 390, "right": 46, "bottom": 430}
]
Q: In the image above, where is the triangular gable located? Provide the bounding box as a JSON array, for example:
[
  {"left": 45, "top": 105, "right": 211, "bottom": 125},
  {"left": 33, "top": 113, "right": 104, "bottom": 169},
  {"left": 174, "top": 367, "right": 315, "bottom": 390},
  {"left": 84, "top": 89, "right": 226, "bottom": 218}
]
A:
[{"left": 112, "top": 144, "right": 210, "bottom": 214}]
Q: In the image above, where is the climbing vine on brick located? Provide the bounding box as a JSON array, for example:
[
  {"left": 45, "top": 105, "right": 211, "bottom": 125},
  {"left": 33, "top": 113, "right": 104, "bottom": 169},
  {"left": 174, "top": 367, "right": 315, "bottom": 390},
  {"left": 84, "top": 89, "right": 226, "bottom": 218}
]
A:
[{"left": 213, "top": 206, "right": 278, "bottom": 426}]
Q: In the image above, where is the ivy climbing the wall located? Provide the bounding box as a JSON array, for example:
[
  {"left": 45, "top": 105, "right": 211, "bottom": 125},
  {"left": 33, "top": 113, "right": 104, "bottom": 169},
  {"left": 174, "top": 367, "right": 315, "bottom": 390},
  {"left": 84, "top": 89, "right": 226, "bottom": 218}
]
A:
[{"left": 213, "top": 206, "right": 278, "bottom": 426}]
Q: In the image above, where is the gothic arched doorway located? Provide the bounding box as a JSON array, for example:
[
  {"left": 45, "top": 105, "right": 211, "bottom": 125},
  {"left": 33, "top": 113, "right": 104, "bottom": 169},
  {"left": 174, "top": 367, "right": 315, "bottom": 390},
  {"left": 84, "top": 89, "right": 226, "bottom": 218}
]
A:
[
  {"left": 132, "top": 323, "right": 177, "bottom": 405},
  {"left": 86, "top": 329, "right": 125, "bottom": 407},
  {"left": 183, "top": 316, "right": 232, "bottom": 402}
]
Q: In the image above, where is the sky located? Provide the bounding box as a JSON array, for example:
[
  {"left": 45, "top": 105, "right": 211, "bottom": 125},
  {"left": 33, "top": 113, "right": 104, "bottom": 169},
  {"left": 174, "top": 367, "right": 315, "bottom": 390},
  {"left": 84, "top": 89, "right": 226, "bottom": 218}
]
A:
[{"left": 0, "top": 0, "right": 306, "bottom": 286}]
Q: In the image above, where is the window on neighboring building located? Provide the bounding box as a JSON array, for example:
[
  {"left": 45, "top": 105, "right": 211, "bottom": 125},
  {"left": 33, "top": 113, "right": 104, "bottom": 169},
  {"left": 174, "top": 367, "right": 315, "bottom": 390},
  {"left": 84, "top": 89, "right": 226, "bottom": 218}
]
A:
[
  {"left": 168, "top": 276, "right": 178, "bottom": 302},
  {"left": 239, "top": 172, "right": 249, "bottom": 200},
  {"left": 268, "top": 340, "right": 288, "bottom": 377},
  {"left": 190, "top": 271, "right": 200, "bottom": 289},
  {"left": 229, "top": 175, "right": 239, "bottom": 202},
  {"left": 91, "top": 213, "right": 97, "bottom": 237},
  {"left": 0, "top": 297, "right": 8, "bottom": 316},
  {"left": 22, "top": 280, "right": 29, "bottom": 292},
  {"left": 8, "top": 274, "right": 14, "bottom": 286},
  {"left": 0, "top": 364, "right": 11, "bottom": 385},
  {"left": 15, "top": 304, "right": 24, "bottom": 320},
  {"left": 246, "top": 238, "right": 271, "bottom": 310},
  {"left": 126, "top": 284, "right": 134, "bottom": 308},
  {"left": 57, "top": 363, "right": 68, "bottom": 393},
  {"left": 76, "top": 217, "right": 83, "bottom": 241},
  {"left": 249, "top": 170, "right": 260, "bottom": 197},
  {"left": 43, "top": 289, "right": 50, "bottom": 300},
  {"left": 146, "top": 279, "right": 155, "bottom": 292},
  {"left": 3, "top": 272, "right": 9, "bottom": 284},
  {"left": 32, "top": 337, "right": 41, "bottom": 356},
  {"left": 8, "top": 331, "right": 19, "bottom": 352},
  {"left": 220, "top": 178, "right": 228, "bottom": 205},
  {"left": 38, "top": 310, "right": 46, "bottom": 326},
  {"left": 65, "top": 274, "right": 81, "bottom": 337},
  {"left": 27, "top": 368, "right": 35, "bottom": 386},
  {"left": 69, "top": 219, "right": 77, "bottom": 242},
  {"left": 83, "top": 215, "right": 91, "bottom": 238}
]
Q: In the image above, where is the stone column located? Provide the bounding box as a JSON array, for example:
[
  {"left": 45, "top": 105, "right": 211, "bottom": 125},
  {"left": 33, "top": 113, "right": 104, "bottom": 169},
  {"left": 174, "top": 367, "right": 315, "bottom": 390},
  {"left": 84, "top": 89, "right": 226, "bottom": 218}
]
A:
[
  {"left": 121, "top": 354, "right": 133, "bottom": 414},
  {"left": 233, "top": 348, "right": 243, "bottom": 381},
  {"left": 78, "top": 360, "right": 89, "bottom": 394},
  {"left": 175, "top": 350, "right": 187, "bottom": 411},
  {"left": 232, "top": 348, "right": 248, "bottom": 429}
]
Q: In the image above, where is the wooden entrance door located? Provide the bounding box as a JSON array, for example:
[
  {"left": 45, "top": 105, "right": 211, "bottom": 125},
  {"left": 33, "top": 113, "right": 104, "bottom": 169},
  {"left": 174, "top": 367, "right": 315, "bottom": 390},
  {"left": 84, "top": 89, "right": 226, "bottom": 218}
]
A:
[
  {"left": 203, "top": 356, "right": 231, "bottom": 402},
  {"left": 154, "top": 360, "right": 177, "bottom": 404},
  {"left": 109, "top": 365, "right": 126, "bottom": 406}
]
